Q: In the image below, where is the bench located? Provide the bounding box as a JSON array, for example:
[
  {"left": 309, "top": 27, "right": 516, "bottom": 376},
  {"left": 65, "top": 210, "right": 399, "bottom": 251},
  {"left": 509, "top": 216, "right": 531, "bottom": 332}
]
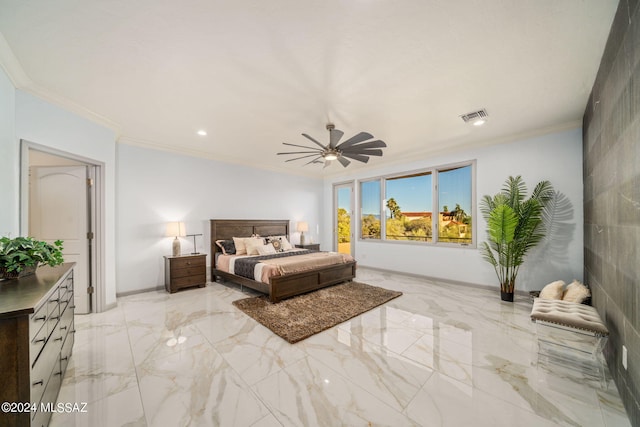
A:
[{"left": 530, "top": 298, "right": 609, "bottom": 384}]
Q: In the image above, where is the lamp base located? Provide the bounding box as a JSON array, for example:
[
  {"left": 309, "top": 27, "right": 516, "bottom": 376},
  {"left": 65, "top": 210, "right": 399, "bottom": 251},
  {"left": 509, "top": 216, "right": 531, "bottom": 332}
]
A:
[
  {"left": 172, "top": 237, "right": 181, "bottom": 256},
  {"left": 300, "top": 232, "right": 305, "bottom": 246}
]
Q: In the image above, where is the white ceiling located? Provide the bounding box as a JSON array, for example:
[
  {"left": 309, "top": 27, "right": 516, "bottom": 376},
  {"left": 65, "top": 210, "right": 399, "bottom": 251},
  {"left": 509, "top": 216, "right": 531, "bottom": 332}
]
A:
[{"left": 0, "top": 0, "right": 618, "bottom": 177}]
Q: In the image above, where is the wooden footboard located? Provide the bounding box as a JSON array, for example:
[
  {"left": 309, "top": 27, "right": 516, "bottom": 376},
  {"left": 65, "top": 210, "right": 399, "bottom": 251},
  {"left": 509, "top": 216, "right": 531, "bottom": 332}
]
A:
[
  {"left": 269, "top": 261, "right": 356, "bottom": 302},
  {"left": 213, "top": 261, "right": 356, "bottom": 303}
]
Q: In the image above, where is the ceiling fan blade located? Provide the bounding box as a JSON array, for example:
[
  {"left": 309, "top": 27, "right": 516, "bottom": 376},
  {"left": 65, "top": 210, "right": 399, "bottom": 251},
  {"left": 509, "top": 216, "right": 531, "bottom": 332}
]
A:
[
  {"left": 341, "top": 152, "right": 370, "bottom": 163},
  {"left": 345, "top": 140, "right": 387, "bottom": 150},
  {"left": 285, "top": 154, "right": 324, "bottom": 162},
  {"left": 282, "top": 142, "right": 323, "bottom": 151},
  {"left": 336, "top": 132, "right": 374, "bottom": 150},
  {"left": 344, "top": 148, "right": 383, "bottom": 156},
  {"left": 303, "top": 156, "right": 323, "bottom": 166},
  {"left": 277, "top": 150, "right": 322, "bottom": 155},
  {"left": 302, "top": 133, "right": 328, "bottom": 150},
  {"left": 329, "top": 129, "right": 344, "bottom": 148},
  {"left": 337, "top": 156, "right": 351, "bottom": 168}
]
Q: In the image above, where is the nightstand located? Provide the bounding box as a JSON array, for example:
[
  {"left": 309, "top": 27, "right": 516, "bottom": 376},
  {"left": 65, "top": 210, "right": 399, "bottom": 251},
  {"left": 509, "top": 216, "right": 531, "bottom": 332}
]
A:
[
  {"left": 164, "top": 254, "right": 206, "bottom": 293},
  {"left": 295, "top": 243, "right": 320, "bottom": 251}
]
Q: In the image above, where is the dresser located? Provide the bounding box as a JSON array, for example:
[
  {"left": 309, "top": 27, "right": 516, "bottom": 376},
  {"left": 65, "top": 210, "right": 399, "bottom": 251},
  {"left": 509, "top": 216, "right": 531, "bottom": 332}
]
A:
[
  {"left": 164, "top": 254, "right": 206, "bottom": 293},
  {"left": 0, "top": 263, "right": 75, "bottom": 427}
]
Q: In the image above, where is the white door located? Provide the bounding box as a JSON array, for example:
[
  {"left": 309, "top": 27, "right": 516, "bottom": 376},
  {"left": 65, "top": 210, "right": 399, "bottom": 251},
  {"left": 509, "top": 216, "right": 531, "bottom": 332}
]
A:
[{"left": 30, "top": 166, "right": 91, "bottom": 314}]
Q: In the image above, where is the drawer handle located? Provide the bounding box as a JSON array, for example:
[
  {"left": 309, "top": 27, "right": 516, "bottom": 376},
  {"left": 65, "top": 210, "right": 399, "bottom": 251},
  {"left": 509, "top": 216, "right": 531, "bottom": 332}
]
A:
[
  {"left": 50, "top": 316, "right": 60, "bottom": 320},
  {"left": 61, "top": 356, "right": 68, "bottom": 362},
  {"left": 34, "top": 338, "right": 46, "bottom": 344},
  {"left": 34, "top": 315, "right": 46, "bottom": 321},
  {"left": 60, "top": 285, "right": 68, "bottom": 289},
  {"left": 60, "top": 326, "right": 67, "bottom": 331},
  {"left": 32, "top": 380, "right": 44, "bottom": 387},
  {"left": 70, "top": 306, "right": 76, "bottom": 309},
  {"left": 50, "top": 298, "right": 60, "bottom": 303},
  {"left": 54, "top": 337, "right": 63, "bottom": 342},
  {"left": 54, "top": 371, "right": 62, "bottom": 376}
]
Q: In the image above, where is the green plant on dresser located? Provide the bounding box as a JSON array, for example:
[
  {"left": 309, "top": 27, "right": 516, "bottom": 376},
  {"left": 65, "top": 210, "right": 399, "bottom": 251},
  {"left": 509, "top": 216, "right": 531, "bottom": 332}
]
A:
[{"left": 0, "top": 236, "right": 64, "bottom": 279}]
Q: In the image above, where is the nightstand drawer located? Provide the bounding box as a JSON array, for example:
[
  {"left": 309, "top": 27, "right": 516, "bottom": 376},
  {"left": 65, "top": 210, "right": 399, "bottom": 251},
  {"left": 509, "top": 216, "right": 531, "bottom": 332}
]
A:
[
  {"left": 172, "top": 274, "right": 206, "bottom": 287},
  {"left": 171, "top": 266, "right": 205, "bottom": 279},
  {"left": 170, "top": 256, "right": 205, "bottom": 270}
]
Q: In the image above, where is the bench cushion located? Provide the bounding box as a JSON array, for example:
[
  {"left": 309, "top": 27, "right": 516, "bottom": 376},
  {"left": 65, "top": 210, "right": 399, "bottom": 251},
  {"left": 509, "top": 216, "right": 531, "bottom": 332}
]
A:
[{"left": 531, "top": 299, "right": 609, "bottom": 336}]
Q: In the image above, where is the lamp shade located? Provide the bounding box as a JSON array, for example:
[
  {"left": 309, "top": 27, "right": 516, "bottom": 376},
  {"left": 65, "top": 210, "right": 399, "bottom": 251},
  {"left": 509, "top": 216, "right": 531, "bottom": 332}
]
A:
[
  {"left": 166, "top": 222, "right": 186, "bottom": 237},
  {"left": 296, "top": 221, "right": 309, "bottom": 233}
]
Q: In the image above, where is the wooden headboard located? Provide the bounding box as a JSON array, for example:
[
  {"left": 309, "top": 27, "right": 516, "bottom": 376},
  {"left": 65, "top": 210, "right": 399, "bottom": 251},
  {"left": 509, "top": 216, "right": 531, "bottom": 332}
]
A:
[{"left": 210, "top": 219, "right": 290, "bottom": 258}]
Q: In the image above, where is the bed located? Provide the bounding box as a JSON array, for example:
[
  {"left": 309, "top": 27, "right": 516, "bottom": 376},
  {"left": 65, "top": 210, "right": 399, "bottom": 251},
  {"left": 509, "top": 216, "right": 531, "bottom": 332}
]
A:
[{"left": 210, "top": 219, "right": 356, "bottom": 302}]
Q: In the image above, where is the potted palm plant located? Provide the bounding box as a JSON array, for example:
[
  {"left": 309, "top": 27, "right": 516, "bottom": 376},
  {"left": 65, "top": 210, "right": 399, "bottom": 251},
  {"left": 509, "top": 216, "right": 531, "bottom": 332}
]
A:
[
  {"left": 0, "top": 236, "right": 64, "bottom": 280},
  {"left": 480, "top": 176, "right": 554, "bottom": 301}
]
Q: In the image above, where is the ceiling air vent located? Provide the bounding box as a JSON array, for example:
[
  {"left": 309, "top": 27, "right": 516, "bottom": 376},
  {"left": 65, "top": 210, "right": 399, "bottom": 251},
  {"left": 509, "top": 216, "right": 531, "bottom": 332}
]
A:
[{"left": 460, "top": 109, "right": 488, "bottom": 124}]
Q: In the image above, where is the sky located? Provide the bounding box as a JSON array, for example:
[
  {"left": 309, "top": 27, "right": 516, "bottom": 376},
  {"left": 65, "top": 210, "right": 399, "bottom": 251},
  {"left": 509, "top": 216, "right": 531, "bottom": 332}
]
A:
[{"left": 348, "top": 165, "right": 472, "bottom": 216}]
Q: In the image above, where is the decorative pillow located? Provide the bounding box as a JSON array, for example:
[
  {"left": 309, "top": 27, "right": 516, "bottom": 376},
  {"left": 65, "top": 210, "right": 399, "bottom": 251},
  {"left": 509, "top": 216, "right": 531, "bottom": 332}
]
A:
[
  {"left": 245, "top": 237, "right": 266, "bottom": 256},
  {"left": 268, "top": 235, "right": 292, "bottom": 250},
  {"left": 232, "top": 237, "right": 248, "bottom": 255},
  {"left": 562, "top": 280, "right": 591, "bottom": 304},
  {"left": 266, "top": 236, "right": 283, "bottom": 252},
  {"left": 539, "top": 280, "right": 565, "bottom": 300},
  {"left": 215, "top": 239, "right": 236, "bottom": 255},
  {"left": 256, "top": 243, "right": 277, "bottom": 255}
]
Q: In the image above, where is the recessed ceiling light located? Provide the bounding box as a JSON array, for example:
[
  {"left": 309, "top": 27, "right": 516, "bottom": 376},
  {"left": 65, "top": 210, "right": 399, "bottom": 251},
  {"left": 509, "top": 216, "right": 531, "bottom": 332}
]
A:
[{"left": 197, "top": 130, "right": 207, "bottom": 136}]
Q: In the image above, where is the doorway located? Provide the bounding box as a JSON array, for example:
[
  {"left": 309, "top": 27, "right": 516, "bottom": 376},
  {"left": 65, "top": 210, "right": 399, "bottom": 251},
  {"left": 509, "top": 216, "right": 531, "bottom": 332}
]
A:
[
  {"left": 333, "top": 182, "right": 354, "bottom": 256},
  {"left": 20, "top": 142, "right": 102, "bottom": 313}
]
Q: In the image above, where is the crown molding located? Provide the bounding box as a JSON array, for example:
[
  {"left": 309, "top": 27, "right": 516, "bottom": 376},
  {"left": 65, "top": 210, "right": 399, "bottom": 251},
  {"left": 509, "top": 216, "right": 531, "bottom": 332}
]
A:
[{"left": 0, "top": 31, "right": 121, "bottom": 136}]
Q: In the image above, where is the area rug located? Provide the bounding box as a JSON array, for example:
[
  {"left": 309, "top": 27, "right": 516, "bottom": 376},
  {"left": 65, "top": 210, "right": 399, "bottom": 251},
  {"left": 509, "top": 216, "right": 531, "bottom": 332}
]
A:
[{"left": 232, "top": 282, "right": 403, "bottom": 343}]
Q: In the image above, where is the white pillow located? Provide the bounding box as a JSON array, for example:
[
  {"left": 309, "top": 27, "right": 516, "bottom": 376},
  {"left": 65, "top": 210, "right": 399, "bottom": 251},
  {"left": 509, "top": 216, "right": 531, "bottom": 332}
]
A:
[
  {"left": 245, "top": 237, "right": 266, "bottom": 255},
  {"left": 279, "top": 235, "right": 293, "bottom": 250},
  {"left": 539, "top": 280, "right": 565, "bottom": 300},
  {"left": 256, "top": 243, "right": 277, "bottom": 255},
  {"left": 562, "top": 280, "right": 590, "bottom": 303}
]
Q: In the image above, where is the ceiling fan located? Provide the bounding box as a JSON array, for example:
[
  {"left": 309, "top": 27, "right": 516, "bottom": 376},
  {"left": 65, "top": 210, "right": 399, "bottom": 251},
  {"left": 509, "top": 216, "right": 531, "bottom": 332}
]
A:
[{"left": 277, "top": 124, "right": 387, "bottom": 168}]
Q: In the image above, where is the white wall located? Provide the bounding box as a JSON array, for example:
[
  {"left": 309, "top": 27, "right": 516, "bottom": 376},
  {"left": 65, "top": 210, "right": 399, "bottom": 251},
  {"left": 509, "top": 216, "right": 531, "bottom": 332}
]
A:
[
  {"left": 323, "top": 128, "right": 584, "bottom": 292},
  {"left": 14, "top": 90, "right": 118, "bottom": 308},
  {"left": 116, "top": 143, "right": 324, "bottom": 295},
  {"left": 0, "top": 67, "right": 17, "bottom": 236}
]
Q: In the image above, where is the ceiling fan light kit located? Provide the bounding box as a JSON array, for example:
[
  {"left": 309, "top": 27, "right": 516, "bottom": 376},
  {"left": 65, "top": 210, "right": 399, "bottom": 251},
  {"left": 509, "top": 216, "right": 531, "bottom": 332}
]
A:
[{"left": 277, "top": 123, "right": 387, "bottom": 168}]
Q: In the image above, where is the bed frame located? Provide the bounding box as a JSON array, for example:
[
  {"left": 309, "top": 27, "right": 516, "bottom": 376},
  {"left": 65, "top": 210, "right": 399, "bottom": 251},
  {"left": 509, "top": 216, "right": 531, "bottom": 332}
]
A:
[{"left": 210, "top": 219, "right": 356, "bottom": 302}]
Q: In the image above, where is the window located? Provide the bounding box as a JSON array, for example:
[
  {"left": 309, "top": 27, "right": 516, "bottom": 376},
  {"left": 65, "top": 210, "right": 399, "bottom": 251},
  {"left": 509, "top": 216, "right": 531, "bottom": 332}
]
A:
[
  {"left": 358, "top": 161, "right": 475, "bottom": 247},
  {"left": 437, "top": 165, "right": 473, "bottom": 244},
  {"left": 360, "top": 180, "right": 381, "bottom": 239},
  {"left": 385, "top": 172, "right": 432, "bottom": 241}
]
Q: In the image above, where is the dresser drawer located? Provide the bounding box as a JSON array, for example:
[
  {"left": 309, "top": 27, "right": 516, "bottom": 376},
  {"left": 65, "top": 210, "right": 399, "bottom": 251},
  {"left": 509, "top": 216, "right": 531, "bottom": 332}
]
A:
[
  {"left": 30, "top": 322, "right": 48, "bottom": 367},
  {"left": 29, "top": 303, "right": 48, "bottom": 341},
  {"left": 30, "top": 327, "right": 61, "bottom": 404}
]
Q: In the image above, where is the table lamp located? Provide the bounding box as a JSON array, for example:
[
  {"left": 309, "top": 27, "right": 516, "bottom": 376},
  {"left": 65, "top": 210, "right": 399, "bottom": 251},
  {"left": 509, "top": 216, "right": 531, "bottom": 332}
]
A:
[
  {"left": 297, "top": 221, "right": 309, "bottom": 246},
  {"left": 166, "top": 222, "right": 186, "bottom": 256}
]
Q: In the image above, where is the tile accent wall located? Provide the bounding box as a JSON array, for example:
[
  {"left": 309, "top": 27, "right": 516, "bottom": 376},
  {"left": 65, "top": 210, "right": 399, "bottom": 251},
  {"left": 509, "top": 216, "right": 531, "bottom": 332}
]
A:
[{"left": 583, "top": 0, "right": 640, "bottom": 424}]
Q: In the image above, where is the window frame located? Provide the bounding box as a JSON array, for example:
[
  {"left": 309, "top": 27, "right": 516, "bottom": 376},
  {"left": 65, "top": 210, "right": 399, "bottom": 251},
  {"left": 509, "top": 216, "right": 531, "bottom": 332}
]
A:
[{"left": 357, "top": 160, "right": 476, "bottom": 248}]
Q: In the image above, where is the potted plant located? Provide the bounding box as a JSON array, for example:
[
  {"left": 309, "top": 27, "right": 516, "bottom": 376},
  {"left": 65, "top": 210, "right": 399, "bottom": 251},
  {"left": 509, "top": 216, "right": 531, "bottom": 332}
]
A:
[
  {"left": 480, "top": 176, "right": 554, "bottom": 301},
  {"left": 0, "top": 236, "right": 64, "bottom": 280}
]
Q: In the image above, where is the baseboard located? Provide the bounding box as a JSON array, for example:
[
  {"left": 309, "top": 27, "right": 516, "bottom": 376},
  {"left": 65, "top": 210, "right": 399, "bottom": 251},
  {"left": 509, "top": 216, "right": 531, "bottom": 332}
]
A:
[{"left": 357, "top": 265, "right": 529, "bottom": 296}]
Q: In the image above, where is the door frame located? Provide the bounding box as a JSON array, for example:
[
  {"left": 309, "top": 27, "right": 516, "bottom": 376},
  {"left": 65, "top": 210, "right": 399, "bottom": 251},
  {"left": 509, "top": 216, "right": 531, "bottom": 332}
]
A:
[
  {"left": 20, "top": 140, "right": 106, "bottom": 313},
  {"left": 333, "top": 181, "right": 355, "bottom": 257}
]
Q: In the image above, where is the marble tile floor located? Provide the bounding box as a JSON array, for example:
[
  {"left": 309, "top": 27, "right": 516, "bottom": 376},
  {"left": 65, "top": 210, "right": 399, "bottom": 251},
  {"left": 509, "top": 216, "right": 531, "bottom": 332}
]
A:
[{"left": 49, "top": 268, "right": 632, "bottom": 427}]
